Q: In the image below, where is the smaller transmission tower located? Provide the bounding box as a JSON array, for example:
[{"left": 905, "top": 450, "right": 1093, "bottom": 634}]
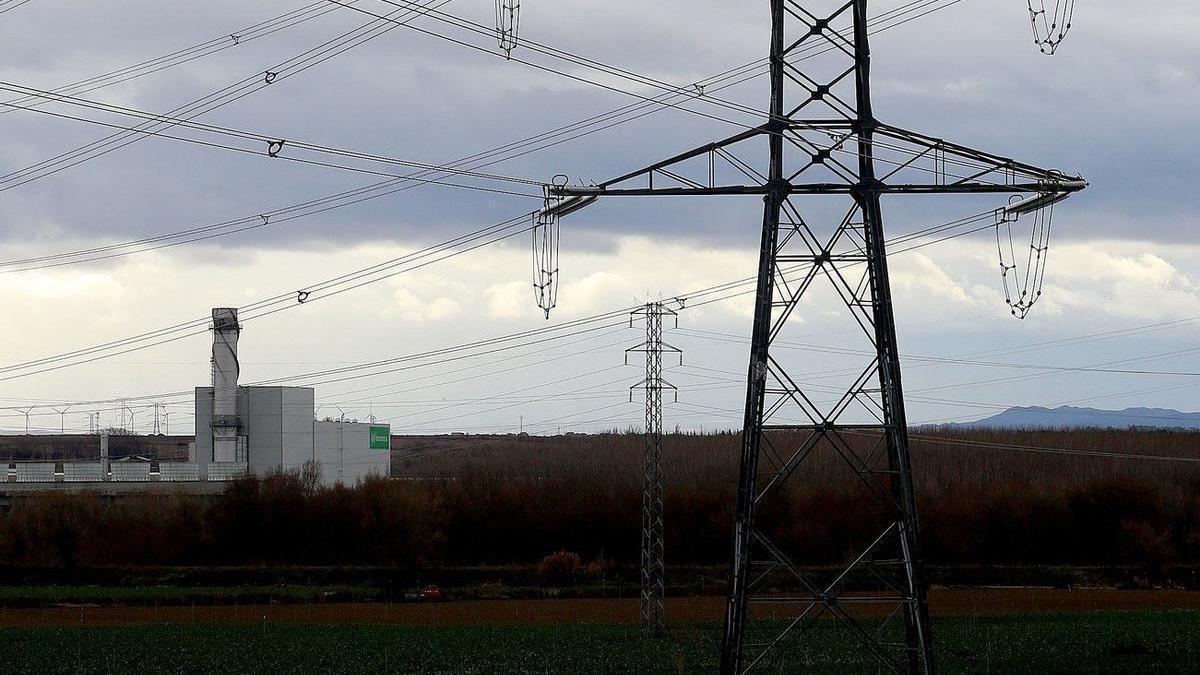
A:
[{"left": 627, "top": 302, "right": 681, "bottom": 636}]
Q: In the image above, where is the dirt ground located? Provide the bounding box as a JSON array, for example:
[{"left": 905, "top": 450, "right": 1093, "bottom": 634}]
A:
[{"left": 2, "top": 587, "right": 1199, "bottom": 628}]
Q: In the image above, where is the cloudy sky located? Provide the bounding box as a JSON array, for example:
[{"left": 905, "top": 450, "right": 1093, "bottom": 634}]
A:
[{"left": 0, "top": 0, "right": 1198, "bottom": 435}]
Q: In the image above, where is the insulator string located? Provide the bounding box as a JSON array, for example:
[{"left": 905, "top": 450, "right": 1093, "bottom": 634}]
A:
[
  {"left": 996, "top": 195, "right": 1054, "bottom": 319},
  {"left": 1028, "top": 0, "right": 1075, "bottom": 55},
  {"left": 532, "top": 183, "right": 562, "bottom": 319},
  {"left": 495, "top": 0, "right": 520, "bottom": 58}
]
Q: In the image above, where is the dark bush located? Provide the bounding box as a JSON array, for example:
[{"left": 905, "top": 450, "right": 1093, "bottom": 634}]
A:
[
  {"left": 538, "top": 550, "right": 583, "bottom": 586},
  {"left": 0, "top": 429, "right": 1196, "bottom": 569}
]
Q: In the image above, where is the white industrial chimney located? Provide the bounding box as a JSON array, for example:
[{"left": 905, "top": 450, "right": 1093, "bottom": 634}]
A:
[{"left": 211, "top": 308, "right": 242, "bottom": 463}]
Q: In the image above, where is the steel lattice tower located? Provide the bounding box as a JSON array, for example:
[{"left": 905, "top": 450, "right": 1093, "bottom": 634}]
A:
[
  {"left": 628, "top": 302, "right": 679, "bottom": 636},
  {"left": 555, "top": 1, "right": 1085, "bottom": 671}
]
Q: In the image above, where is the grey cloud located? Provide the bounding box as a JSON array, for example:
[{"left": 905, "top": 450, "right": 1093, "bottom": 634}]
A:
[{"left": 0, "top": 0, "right": 1195, "bottom": 257}]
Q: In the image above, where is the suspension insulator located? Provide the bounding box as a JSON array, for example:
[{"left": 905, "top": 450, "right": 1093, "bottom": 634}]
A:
[
  {"left": 1027, "top": 0, "right": 1075, "bottom": 55},
  {"left": 496, "top": 0, "right": 520, "bottom": 59},
  {"left": 532, "top": 182, "right": 563, "bottom": 319},
  {"left": 995, "top": 193, "right": 1055, "bottom": 319}
]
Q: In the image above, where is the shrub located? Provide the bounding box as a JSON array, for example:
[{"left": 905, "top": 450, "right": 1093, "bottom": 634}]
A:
[
  {"left": 0, "top": 429, "right": 1197, "bottom": 569},
  {"left": 538, "top": 550, "right": 583, "bottom": 586}
]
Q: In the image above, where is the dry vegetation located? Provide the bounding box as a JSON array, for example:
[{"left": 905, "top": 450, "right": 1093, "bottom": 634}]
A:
[{"left": 0, "top": 428, "right": 1197, "bottom": 569}]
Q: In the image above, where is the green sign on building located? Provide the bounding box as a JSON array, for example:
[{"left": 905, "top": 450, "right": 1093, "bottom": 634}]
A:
[{"left": 369, "top": 425, "right": 390, "bottom": 450}]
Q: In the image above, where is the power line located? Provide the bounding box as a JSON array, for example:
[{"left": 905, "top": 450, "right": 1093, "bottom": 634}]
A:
[
  {"left": 590, "top": 384, "right": 1200, "bottom": 466},
  {"left": 337, "top": 0, "right": 1018, "bottom": 187},
  {"left": 678, "top": 327, "right": 1200, "bottom": 378},
  {"left": 0, "top": 0, "right": 458, "bottom": 193},
  {"left": 0, "top": 0, "right": 35, "bottom": 14},
  {"left": 0, "top": 0, "right": 967, "bottom": 272},
  {"left": 0, "top": 80, "right": 728, "bottom": 271},
  {"left": 267, "top": 211, "right": 1022, "bottom": 393},
  {"left": 668, "top": 349, "right": 1200, "bottom": 430},
  {"left": 0, "top": 330, "right": 637, "bottom": 424},
  {"left": 907, "top": 346, "right": 1200, "bottom": 396},
  {"left": 675, "top": 360, "right": 1200, "bottom": 428},
  {"left": 368, "top": 0, "right": 971, "bottom": 134},
  {"left": 0, "top": 51, "right": 761, "bottom": 273},
  {"left": 905, "top": 431, "right": 1200, "bottom": 465},
  {"left": 0, "top": 82, "right": 544, "bottom": 193},
  {"left": 0, "top": 212, "right": 536, "bottom": 380},
  {"left": 316, "top": 331, "right": 634, "bottom": 404},
  {"left": 0, "top": 2, "right": 344, "bottom": 113},
  {"left": 672, "top": 329, "right": 1200, "bottom": 429},
  {"left": 0, "top": 242, "right": 751, "bottom": 407},
  {"left": 0, "top": 198, "right": 1032, "bottom": 412}
]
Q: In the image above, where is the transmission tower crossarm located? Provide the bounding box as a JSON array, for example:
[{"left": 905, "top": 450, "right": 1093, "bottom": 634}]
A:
[
  {"left": 554, "top": 181, "right": 1080, "bottom": 197},
  {"left": 876, "top": 124, "right": 1083, "bottom": 184},
  {"left": 626, "top": 340, "right": 682, "bottom": 358},
  {"left": 598, "top": 126, "right": 770, "bottom": 188},
  {"left": 550, "top": 123, "right": 1085, "bottom": 199}
]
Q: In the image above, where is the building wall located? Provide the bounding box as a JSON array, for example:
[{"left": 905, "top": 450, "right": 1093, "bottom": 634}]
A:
[
  {"left": 313, "top": 421, "right": 390, "bottom": 486},
  {"left": 245, "top": 388, "right": 283, "bottom": 475},
  {"left": 196, "top": 386, "right": 315, "bottom": 478},
  {"left": 282, "top": 388, "right": 316, "bottom": 472},
  {"left": 194, "top": 387, "right": 212, "bottom": 476}
]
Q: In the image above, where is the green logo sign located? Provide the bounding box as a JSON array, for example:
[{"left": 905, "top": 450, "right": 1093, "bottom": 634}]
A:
[{"left": 369, "top": 425, "right": 390, "bottom": 450}]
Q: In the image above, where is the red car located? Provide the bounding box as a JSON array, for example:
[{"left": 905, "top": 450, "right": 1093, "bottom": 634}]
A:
[{"left": 418, "top": 585, "right": 445, "bottom": 602}]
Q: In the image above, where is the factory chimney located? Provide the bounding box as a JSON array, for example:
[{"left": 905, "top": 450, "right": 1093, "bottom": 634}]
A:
[{"left": 211, "top": 308, "right": 242, "bottom": 463}]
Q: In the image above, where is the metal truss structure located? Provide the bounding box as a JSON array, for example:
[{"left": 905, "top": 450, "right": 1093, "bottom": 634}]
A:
[
  {"left": 554, "top": 1, "right": 1085, "bottom": 672},
  {"left": 627, "top": 302, "right": 680, "bottom": 636}
]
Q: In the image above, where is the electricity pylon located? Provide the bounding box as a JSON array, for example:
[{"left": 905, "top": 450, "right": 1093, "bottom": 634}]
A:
[
  {"left": 627, "top": 302, "right": 681, "bottom": 636},
  {"left": 553, "top": 1, "right": 1086, "bottom": 672}
]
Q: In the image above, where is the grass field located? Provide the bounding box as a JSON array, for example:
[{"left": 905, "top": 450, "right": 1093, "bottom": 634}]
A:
[
  {"left": 1, "top": 611, "right": 1197, "bottom": 674},
  {"left": 0, "top": 583, "right": 383, "bottom": 606}
]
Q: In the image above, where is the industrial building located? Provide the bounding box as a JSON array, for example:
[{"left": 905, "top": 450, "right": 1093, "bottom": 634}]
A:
[
  {"left": 4, "top": 308, "right": 391, "bottom": 489},
  {"left": 193, "top": 385, "right": 390, "bottom": 486}
]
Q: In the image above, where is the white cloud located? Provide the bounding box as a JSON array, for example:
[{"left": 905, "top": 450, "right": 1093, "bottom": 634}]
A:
[{"left": 483, "top": 280, "right": 530, "bottom": 319}]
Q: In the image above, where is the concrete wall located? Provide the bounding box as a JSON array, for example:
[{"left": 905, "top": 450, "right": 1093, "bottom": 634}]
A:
[
  {"left": 197, "top": 386, "right": 315, "bottom": 478},
  {"left": 194, "top": 387, "right": 213, "bottom": 476},
  {"left": 207, "top": 462, "right": 249, "bottom": 481},
  {"left": 159, "top": 463, "right": 199, "bottom": 481},
  {"left": 282, "top": 388, "right": 316, "bottom": 472},
  {"left": 7, "top": 460, "right": 228, "bottom": 484},
  {"left": 12, "top": 463, "right": 55, "bottom": 482},
  {"left": 245, "top": 387, "right": 315, "bottom": 475},
  {"left": 244, "top": 387, "right": 279, "bottom": 474},
  {"left": 63, "top": 463, "right": 105, "bottom": 482},
  {"left": 111, "top": 463, "right": 152, "bottom": 482},
  {"left": 313, "top": 421, "right": 390, "bottom": 486}
]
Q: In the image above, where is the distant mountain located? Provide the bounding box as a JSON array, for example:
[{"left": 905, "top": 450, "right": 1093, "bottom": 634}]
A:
[{"left": 949, "top": 406, "right": 1200, "bottom": 430}]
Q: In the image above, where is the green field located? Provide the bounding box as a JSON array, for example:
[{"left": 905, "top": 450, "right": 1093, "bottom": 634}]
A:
[
  {"left": 3, "top": 611, "right": 1198, "bottom": 673},
  {"left": 0, "top": 583, "right": 389, "bottom": 607}
]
